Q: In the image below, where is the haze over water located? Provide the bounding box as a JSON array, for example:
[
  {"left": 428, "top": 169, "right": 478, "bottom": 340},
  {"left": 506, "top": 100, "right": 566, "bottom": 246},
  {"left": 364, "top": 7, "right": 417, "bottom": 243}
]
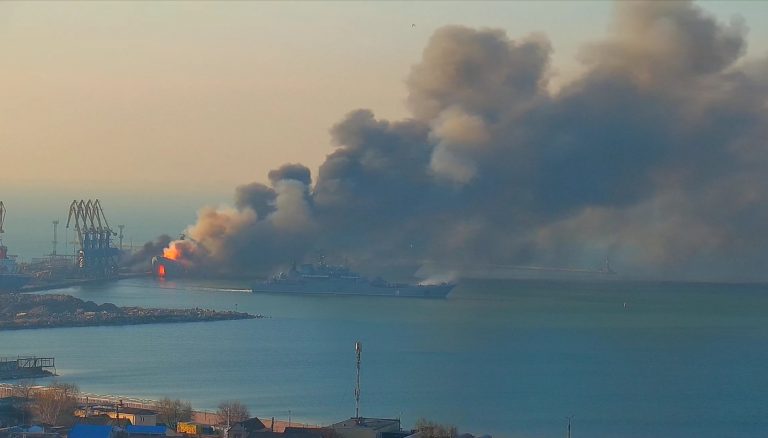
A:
[{"left": 3, "top": 278, "right": 767, "bottom": 438}]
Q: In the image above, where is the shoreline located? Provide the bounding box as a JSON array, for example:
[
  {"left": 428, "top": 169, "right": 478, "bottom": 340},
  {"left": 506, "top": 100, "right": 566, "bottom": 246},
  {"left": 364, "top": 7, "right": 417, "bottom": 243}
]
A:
[
  {"left": 0, "top": 384, "right": 313, "bottom": 432},
  {"left": 0, "top": 369, "right": 55, "bottom": 381},
  {"left": 0, "top": 293, "right": 260, "bottom": 332},
  {"left": 19, "top": 273, "right": 149, "bottom": 293},
  {"left": 0, "top": 313, "right": 258, "bottom": 332}
]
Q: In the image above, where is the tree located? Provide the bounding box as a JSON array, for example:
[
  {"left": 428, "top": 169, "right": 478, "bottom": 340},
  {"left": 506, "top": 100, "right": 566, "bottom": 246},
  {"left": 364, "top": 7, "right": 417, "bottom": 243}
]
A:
[
  {"left": 13, "top": 379, "right": 37, "bottom": 400},
  {"left": 157, "top": 397, "right": 193, "bottom": 429},
  {"left": 33, "top": 382, "right": 79, "bottom": 426},
  {"left": 12, "top": 379, "right": 36, "bottom": 425},
  {"left": 216, "top": 400, "right": 250, "bottom": 427},
  {"left": 414, "top": 418, "right": 458, "bottom": 438}
]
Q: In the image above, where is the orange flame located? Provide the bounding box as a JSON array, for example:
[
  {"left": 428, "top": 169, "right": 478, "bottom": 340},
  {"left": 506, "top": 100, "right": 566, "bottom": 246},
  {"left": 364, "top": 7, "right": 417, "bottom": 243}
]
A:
[
  {"left": 157, "top": 264, "right": 166, "bottom": 277},
  {"left": 163, "top": 244, "right": 181, "bottom": 261}
]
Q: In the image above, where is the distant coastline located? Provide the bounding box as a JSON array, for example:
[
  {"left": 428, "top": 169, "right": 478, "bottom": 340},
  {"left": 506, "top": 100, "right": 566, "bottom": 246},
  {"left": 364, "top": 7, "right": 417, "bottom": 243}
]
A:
[{"left": 0, "top": 293, "right": 259, "bottom": 332}]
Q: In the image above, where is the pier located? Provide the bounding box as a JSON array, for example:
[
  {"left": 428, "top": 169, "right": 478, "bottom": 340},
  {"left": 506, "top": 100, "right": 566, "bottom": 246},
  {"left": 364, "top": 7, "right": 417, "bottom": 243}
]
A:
[{"left": 0, "top": 356, "right": 56, "bottom": 380}]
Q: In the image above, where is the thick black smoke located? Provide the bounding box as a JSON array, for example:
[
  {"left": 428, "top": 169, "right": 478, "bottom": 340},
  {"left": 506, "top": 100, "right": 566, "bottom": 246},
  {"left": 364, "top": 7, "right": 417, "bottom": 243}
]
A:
[
  {"left": 123, "top": 234, "right": 173, "bottom": 271},
  {"left": 167, "top": 1, "right": 768, "bottom": 281}
]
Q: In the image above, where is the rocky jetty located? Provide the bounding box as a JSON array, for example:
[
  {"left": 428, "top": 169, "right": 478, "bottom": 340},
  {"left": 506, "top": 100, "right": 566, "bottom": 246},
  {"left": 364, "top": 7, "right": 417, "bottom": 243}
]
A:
[{"left": 0, "top": 293, "right": 258, "bottom": 331}]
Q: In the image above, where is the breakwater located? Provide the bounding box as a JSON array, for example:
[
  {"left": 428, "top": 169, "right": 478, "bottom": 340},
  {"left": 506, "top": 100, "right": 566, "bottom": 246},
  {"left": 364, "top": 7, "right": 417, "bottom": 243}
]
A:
[{"left": 0, "top": 293, "right": 258, "bottom": 331}]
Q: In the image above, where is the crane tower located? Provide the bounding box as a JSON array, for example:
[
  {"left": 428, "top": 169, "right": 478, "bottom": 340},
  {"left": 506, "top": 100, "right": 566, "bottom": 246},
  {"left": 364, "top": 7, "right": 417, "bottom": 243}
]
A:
[{"left": 65, "top": 200, "right": 119, "bottom": 277}]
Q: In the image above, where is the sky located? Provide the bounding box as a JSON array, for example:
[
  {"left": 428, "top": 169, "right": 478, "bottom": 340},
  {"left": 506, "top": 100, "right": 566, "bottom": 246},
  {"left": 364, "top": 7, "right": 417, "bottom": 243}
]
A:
[
  {"left": 2, "top": 1, "right": 768, "bottom": 280},
  {"left": 2, "top": 1, "right": 765, "bottom": 193}
]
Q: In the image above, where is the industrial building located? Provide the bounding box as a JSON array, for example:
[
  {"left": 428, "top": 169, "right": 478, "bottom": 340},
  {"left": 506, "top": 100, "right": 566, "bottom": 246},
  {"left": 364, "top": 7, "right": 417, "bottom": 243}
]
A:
[
  {"left": 74, "top": 406, "right": 157, "bottom": 427},
  {"left": 329, "top": 418, "right": 403, "bottom": 438},
  {"left": 224, "top": 417, "right": 267, "bottom": 438}
]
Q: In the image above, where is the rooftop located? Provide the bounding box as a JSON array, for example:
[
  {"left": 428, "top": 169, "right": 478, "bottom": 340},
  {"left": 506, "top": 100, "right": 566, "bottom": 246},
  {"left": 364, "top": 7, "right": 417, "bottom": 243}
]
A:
[
  {"left": 330, "top": 418, "right": 401, "bottom": 431},
  {"left": 90, "top": 406, "right": 157, "bottom": 416},
  {"left": 237, "top": 417, "right": 266, "bottom": 432},
  {"left": 125, "top": 425, "right": 167, "bottom": 436},
  {"left": 69, "top": 424, "right": 113, "bottom": 438}
]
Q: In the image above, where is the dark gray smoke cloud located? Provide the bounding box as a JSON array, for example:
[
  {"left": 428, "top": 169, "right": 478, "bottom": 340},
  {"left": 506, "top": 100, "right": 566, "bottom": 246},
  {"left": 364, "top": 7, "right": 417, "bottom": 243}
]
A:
[
  {"left": 124, "top": 234, "right": 172, "bottom": 272},
  {"left": 268, "top": 163, "right": 312, "bottom": 187},
  {"left": 166, "top": 1, "right": 768, "bottom": 281}
]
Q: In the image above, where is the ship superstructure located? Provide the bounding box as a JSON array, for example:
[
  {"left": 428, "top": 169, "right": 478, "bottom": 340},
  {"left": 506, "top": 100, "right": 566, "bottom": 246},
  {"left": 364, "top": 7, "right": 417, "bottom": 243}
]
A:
[{"left": 252, "top": 258, "right": 454, "bottom": 298}]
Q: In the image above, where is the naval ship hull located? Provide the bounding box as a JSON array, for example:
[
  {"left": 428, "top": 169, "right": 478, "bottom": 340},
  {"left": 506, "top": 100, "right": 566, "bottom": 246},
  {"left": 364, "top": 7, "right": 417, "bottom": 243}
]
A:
[
  {"left": 0, "top": 274, "right": 32, "bottom": 293},
  {"left": 251, "top": 279, "right": 454, "bottom": 298}
]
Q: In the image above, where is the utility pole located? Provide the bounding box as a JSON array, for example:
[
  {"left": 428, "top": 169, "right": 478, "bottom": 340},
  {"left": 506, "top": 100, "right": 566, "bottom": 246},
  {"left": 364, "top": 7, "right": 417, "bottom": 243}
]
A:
[
  {"left": 52, "top": 220, "right": 59, "bottom": 256},
  {"left": 116, "top": 399, "right": 123, "bottom": 425}
]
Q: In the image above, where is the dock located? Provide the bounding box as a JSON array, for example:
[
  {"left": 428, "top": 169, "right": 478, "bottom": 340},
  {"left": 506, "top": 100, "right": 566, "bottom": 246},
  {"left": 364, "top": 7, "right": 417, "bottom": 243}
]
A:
[{"left": 0, "top": 356, "right": 56, "bottom": 380}]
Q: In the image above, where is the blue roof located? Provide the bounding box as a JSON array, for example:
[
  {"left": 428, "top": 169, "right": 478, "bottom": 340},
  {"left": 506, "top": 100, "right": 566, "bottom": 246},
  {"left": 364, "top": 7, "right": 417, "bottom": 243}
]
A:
[
  {"left": 126, "top": 426, "right": 166, "bottom": 436},
  {"left": 70, "top": 424, "right": 113, "bottom": 438}
]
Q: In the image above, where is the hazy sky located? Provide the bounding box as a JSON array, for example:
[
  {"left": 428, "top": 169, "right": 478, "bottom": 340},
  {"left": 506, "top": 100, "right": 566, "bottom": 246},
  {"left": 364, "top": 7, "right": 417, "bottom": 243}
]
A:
[
  {"left": 2, "top": 1, "right": 765, "bottom": 193},
  {"left": 2, "top": 1, "right": 767, "bottom": 267}
]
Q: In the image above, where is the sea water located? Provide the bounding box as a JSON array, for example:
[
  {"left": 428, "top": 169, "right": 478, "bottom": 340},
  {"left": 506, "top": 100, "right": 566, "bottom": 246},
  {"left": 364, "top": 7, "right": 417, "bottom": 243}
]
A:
[{"left": 2, "top": 278, "right": 767, "bottom": 438}]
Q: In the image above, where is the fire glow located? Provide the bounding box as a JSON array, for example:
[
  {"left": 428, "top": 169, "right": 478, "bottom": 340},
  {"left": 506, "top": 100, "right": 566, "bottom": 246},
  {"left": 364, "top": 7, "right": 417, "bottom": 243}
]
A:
[
  {"left": 163, "top": 244, "right": 181, "bottom": 261},
  {"left": 157, "top": 264, "right": 166, "bottom": 278}
]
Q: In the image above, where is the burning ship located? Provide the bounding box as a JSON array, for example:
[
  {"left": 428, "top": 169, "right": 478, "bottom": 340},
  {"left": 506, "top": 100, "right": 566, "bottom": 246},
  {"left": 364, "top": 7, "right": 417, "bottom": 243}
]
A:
[
  {"left": 151, "top": 241, "right": 453, "bottom": 298},
  {"left": 151, "top": 244, "right": 188, "bottom": 278},
  {"left": 252, "top": 258, "right": 455, "bottom": 299},
  {"left": 0, "top": 202, "right": 31, "bottom": 293}
]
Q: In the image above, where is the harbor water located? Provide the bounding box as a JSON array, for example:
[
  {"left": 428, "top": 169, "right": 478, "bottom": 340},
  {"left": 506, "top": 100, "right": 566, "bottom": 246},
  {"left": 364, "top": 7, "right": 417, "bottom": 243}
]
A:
[{"left": 2, "top": 278, "right": 767, "bottom": 437}]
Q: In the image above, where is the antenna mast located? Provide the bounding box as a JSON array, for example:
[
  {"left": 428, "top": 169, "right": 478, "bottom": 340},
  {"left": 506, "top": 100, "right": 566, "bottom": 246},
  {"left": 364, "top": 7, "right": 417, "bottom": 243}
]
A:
[{"left": 355, "top": 341, "right": 362, "bottom": 420}]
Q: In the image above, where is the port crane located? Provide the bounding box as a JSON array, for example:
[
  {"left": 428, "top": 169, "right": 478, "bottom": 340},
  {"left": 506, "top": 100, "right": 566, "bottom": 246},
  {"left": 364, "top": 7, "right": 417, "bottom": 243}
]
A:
[{"left": 66, "top": 199, "right": 119, "bottom": 277}]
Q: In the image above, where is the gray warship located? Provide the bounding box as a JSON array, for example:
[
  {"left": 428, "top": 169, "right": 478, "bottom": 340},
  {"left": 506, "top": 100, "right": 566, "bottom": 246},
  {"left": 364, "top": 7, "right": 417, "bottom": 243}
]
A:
[{"left": 251, "top": 259, "right": 454, "bottom": 298}]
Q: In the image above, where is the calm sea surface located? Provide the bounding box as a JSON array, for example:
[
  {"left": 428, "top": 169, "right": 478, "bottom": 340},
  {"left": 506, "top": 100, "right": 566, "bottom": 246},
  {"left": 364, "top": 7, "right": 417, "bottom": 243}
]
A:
[{"left": 2, "top": 278, "right": 768, "bottom": 438}]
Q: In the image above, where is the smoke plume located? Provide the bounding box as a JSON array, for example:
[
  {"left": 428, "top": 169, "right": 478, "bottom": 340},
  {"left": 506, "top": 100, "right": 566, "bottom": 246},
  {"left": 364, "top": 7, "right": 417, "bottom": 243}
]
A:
[
  {"left": 161, "top": 1, "right": 768, "bottom": 281},
  {"left": 123, "top": 234, "right": 173, "bottom": 271}
]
